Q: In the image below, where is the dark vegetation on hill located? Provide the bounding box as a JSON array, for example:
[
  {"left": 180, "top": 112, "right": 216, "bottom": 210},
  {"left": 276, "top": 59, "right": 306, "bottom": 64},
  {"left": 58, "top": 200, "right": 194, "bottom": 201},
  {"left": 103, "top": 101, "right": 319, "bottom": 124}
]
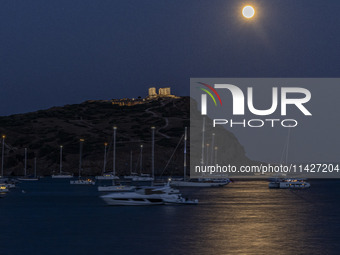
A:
[{"left": 0, "top": 97, "right": 254, "bottom": 176}]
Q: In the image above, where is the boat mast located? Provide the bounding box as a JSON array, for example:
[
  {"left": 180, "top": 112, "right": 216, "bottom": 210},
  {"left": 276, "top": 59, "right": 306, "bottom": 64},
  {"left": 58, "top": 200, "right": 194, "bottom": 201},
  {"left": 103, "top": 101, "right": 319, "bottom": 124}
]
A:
[
  {"left": 151, "top": 126, "right": 155, "bottom": 180},
  {"left": 214, "top": 146, "right": 218, "bottom": 165},
  {"left": 60, "top": 145, "right": 63, "bottom": 174},
  {"left": 206, "top": 143, "right": 210, "bottom": 166},
  {"left": 285, "top": 128, "right": 291, "bottom": 165},
  {"left": 79, "top": 139, "right": 84, "bottom": 178},
  {"left": 34, "top": 157, "right": 37, "bottom": 178},
  {"left": 24, "top": 148, "right": 27, "bottom": 176},
  {"left": 103, "top": 142, "right": 108, "bottom": 174},
  {"left": 113, "top": 126, "right": 117, "bottom": 177},
  {"left": 201, "top": 117, "right": 205, "bottom": 166},
  {"left": 130, "top": 150, "right": 132, "bottom": 175},
  {"left": 210, "top": 133, "right": 215, "bottom": 166},
  {"left": 184, "top": 127, "right": 187, "bottom": 181},
  {"left": 140, "top": 144, "right": 143, "bottom": 174},
  {"left": 1, "top": 135, "right": 5, "bottom": 177}
]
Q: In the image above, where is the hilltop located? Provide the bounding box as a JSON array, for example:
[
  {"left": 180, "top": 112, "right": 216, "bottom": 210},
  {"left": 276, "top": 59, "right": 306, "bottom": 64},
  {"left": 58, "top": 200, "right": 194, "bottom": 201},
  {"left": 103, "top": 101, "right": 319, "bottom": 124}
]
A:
[{"left": 0, "top": 96, "right": 253, "bottom": 176}]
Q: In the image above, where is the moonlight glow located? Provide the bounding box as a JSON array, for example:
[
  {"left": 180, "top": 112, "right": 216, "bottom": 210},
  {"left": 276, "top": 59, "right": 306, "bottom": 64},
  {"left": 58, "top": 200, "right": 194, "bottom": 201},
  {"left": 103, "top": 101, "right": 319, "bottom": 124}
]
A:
[{"left": 242, "top": 6, "right": 255, "bottom": 19}]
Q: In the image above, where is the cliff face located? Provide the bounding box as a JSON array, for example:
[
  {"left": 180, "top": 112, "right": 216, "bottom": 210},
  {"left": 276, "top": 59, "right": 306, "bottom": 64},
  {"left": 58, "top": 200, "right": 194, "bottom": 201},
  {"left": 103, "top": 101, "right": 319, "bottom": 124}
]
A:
[{"left": 0, "top": 97, "right": 253, "bottom": 176}]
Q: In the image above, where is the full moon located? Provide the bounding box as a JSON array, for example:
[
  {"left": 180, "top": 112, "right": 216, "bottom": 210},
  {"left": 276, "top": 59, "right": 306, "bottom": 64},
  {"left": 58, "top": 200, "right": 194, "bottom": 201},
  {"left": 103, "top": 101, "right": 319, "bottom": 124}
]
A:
[{"left": 242, "top": 6, "right": 255, "bottom": 19}]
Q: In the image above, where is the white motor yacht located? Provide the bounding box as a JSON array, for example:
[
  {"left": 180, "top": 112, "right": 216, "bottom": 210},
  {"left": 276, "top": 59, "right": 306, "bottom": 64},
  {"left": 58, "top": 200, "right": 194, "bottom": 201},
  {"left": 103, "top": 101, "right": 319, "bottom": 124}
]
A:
[{"left": 101, "top": 183, "right": 198, "bottom": 206}]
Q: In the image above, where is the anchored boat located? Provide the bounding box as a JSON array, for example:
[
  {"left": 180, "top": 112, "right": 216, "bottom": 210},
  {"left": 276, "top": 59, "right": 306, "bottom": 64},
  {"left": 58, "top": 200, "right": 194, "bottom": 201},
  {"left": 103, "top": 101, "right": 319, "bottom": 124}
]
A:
[
  {"left": 101, "top": 183, "right": 198, "bottom": 206},
  {"left": 18, "top": 149, "right": 39, "bottom": 181},
  {"left": 52, "top": 145, "right": 73, "bottom": 178},
  {"left": 269, "top": 179, "right": 310, "bottom": 189},
  {"left": 70, "top": 139, "right": 96, "bottom": 185}
]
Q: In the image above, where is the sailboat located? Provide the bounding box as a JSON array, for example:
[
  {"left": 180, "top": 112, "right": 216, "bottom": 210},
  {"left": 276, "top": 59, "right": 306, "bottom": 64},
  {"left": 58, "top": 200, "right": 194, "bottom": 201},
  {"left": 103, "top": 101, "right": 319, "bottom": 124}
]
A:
[
  {"left": 70, "top": 139, "right": 95, "bottom": 185},
  {"left": 52, "top": 145, "right": 73, "bottom": 178},
  {"left": 99, "top": 126, "right": 157, "bottom": 191},
  {"left": 129, "top": 143, "right": 154, "bottom": 185},
  {"left": 170, "top": 125, "right": 230, "bottom": 187},
  {"left": 98, "top": 127, "right": 133, "bottom": 191},
  {"left": 269, "top": 128, "right": 310, "bottom": 189},
  {"left": 123, "top": 150, "right": 139, "bottom": 179},
  {"left": 17, "top": 149, "right": 39, "bottom": 181},
  {"left": 95, "top": 141, "right": 119, "bottom": 180}
]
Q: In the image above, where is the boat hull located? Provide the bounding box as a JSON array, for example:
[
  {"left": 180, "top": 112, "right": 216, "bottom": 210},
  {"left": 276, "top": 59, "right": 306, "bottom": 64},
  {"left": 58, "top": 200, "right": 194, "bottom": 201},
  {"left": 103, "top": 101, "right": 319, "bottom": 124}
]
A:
[
  {"left": 95, "top": 175, "right": 119, "bottom": 180},
  {"left": 70, "top": 180, "right": 95, "bottom": 185},
  {"left": 101, "top": 197, "right": 164, "bottom": 206},
  {"left": 269, "top": 181, "right": 311, "bottom": 189},
  {"left": 279, "top": 182, "right": 310, "bottom": 189},
  {"left": 52, "top": 175, "right": 73, "bottom": 179},
  {"left": 170, "top": 180, "right": 228, "bottom": 187},
  {"left": 98, "top": 185, "right": 135, "bottom": 192},
  {"left": 268, "top": 182, "right": 280, "bottom": 189},
  {"left": 17, "top": 178, "right": 39, "bottom": 181}
]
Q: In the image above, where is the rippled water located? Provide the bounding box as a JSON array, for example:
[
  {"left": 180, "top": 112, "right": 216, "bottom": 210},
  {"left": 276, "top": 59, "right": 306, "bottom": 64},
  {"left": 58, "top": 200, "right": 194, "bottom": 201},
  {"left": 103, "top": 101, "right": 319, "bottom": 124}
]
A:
[{"left": 1, "top": 179, "right": 340, "bottom": 255}]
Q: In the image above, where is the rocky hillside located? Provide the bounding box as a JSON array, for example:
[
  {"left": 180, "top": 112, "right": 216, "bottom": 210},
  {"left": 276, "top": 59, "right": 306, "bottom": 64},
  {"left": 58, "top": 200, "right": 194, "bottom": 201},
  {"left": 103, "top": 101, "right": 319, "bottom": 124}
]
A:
[{"left": 0, "top": 97, "right": 253, "bottom": 176}]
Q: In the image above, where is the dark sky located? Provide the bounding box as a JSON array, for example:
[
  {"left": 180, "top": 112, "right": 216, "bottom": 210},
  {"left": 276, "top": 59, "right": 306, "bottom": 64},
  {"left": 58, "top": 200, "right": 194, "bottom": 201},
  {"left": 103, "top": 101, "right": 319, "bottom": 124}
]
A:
[{"left": 0, "top": 0, "right": 339, "bottom": 116}]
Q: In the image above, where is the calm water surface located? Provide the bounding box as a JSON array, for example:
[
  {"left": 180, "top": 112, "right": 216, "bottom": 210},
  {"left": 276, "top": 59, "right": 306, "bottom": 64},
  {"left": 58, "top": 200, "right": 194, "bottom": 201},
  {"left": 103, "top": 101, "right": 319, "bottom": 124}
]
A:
[{"left": 1, "top": 179, "right": 340, "bottom": 255}]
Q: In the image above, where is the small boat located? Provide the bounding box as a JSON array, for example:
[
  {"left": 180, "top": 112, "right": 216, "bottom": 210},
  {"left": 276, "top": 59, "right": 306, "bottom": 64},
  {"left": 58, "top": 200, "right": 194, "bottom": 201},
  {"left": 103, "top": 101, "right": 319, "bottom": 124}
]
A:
[
  {"left": 101, "top": 182, "right": 198, "bottom": 206},
  {"left": 95, "top": 173, "right": 120, "bottom": 180},
  {"left": 130, "top": 175, "right": 154, "bottom": 186},
  {"left": 70, "top": 178, "right": 95, "bottom": 185},
  {"left": 131, "top": 175, "right": 154, "bottom": 182},
  {"left": 269, "top": 179, "right": 310, "bottom": 189},
  {"left": 0, "top": 184, "right": 9, "bottom": 193},
  {"left": 123, "top": 172, "right": 138, "bottom": 180}
]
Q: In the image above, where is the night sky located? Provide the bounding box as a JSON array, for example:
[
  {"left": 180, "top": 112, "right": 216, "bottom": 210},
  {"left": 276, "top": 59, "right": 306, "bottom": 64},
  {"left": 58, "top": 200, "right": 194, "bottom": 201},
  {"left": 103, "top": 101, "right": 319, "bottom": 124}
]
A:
[{"left": 1, "top": 0, "right": 339, "bottom": 116}]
